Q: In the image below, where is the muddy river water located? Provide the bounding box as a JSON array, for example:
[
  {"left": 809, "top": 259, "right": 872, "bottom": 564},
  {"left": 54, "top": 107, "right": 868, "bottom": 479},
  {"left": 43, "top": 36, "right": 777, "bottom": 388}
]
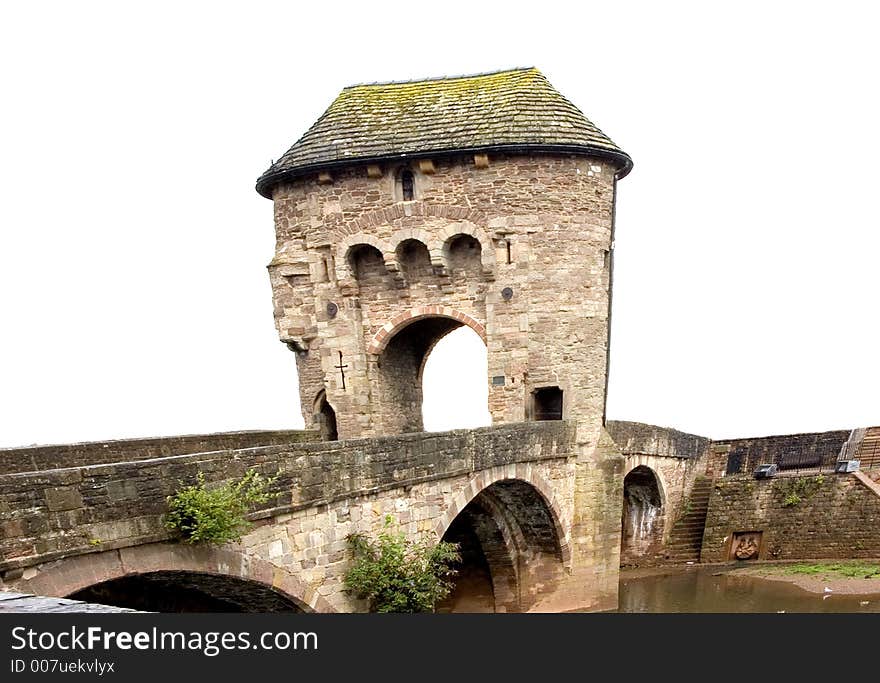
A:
[{"left": 616, "top": 566, "right": 880, "bottom": 613}]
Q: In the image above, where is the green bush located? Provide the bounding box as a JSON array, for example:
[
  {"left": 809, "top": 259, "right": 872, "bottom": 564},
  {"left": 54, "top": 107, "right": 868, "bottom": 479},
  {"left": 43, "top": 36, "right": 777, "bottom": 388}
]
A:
[
  {"left": 344, "top": 516, "right": 460, "bottom": 613},
  {"left": 776, "top": 475, "right": 824, "bottom": 508},
  {"left": 165, "top": 469, "right": 277, "bottom": 545},
  {"left": 782, "top": 492, "right": 802, "bottom": 507}
]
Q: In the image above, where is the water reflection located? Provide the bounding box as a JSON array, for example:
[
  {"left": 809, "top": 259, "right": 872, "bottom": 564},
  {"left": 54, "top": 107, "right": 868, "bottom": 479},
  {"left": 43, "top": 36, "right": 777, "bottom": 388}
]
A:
[{"left": 618, "top": 567, "right": 880, "bottom": 613}]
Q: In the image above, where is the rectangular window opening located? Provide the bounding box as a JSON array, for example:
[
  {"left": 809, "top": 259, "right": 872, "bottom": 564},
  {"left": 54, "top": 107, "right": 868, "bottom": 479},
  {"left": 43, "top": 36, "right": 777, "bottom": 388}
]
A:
[{"left": 532, "top": 386, "right": 563, "bottom": 421}]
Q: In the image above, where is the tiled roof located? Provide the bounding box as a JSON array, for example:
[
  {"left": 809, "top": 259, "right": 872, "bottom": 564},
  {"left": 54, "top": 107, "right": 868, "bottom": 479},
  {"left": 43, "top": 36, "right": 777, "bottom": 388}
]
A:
[{"left": 256, "top": 67, "right": 631, "bottom": 197}]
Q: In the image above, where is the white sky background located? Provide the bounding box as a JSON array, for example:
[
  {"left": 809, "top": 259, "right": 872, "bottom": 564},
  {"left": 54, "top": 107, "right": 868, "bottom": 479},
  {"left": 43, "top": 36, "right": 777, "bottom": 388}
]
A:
[{"left": 1, "top": 1, "right": 878, "bottom": 447}]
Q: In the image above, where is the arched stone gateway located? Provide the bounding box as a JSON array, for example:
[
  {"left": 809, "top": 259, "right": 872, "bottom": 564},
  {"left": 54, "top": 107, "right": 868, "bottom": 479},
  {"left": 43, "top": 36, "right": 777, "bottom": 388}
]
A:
[
  {"left": 434, "top": 469, "right": 571, "bottom": 613},
  {"left": 370, "top": 307, "right": 488, "bottom": 434},
  {"left": 620, "top": 465, "right": 665, "bottom": 565},
  {"left": 6, "top": 543, "right": 335, "bottom": 613}
]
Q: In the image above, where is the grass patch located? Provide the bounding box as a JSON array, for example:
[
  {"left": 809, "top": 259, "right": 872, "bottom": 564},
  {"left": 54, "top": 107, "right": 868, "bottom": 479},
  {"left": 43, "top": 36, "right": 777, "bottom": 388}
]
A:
[{"left": 773, "top": 562, "right": 880, "bottom": 579}]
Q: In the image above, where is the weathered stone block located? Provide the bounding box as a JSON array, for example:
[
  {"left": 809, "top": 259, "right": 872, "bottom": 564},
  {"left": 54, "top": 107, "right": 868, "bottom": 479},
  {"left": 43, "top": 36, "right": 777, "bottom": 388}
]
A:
[{"left": 44, "top": 487, "right": 83, "bottom": 512}]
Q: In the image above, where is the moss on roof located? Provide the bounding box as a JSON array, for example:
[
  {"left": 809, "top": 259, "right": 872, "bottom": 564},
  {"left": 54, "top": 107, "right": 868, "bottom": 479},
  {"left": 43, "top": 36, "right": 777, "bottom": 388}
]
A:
[{"left": 256, "top": 67, "right": 631, "bottom": 198}]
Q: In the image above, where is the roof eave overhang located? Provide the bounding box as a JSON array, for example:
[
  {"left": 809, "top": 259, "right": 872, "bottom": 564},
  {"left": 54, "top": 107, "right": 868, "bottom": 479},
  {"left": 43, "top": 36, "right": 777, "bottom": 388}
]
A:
[{"left": 255, "top": 143, "right": 633, "bottom": 199}]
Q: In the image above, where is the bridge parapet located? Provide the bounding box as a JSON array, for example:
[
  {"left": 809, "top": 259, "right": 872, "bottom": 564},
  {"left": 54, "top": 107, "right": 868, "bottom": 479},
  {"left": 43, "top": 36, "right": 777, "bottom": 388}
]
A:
[
  {"left": 0, "top": 430, "right": 321, "bottom": 475},
  {"left": 0, "top": 421, "right": 576, "bottom": 574},
  {"left": 607, "top": 420, "right": 710, "bottom": 460}
]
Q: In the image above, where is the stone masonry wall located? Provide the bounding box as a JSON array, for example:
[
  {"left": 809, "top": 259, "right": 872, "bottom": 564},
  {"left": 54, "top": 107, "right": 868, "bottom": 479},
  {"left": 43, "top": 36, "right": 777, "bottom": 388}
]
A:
[
  {"left": 701, "top": 472, "right": 880, "bottom": 562},
  {"left": 268, "top": 153, "right": 617, "bottom": 446},
  {"left": 0, "top": 430, "right": 319, "bottom": 475}
]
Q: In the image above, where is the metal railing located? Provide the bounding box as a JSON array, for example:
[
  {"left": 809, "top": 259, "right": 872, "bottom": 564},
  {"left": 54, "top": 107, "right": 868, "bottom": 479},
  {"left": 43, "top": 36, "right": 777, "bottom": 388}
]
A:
[
  {"left": 774, "top": 449, "right": 839, "bottom": 474},
  {"left": 727, "top": 448, "right": 840, "bottom": 475},
  {"left": 857, "top": 439, "right": 880, "bottom": 470},
  {"left": 723, "top": 428, "right": 880, "bottom": 476}
]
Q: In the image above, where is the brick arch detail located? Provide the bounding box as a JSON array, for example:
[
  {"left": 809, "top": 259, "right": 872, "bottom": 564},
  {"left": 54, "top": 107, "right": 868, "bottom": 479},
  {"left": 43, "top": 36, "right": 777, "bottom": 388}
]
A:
[
  {"left": 439, "top": 222, "right": 496, "bottom": 271},
  {"left": 366, "top": 306, "right": 487, "bottom": 356},
  {"left": 331, "top": 203, "right": 496, "bottom": 272},
  {"left": 434, "top": 464, "right": 572, "bottom": 570},
  {"left": 388, "top": 228, "right": 439, "bottom": 267},
  {"left": 11, "top": 542, "right": 336, "bottom": 613},
  {"left": 337, "top": 202, "right": 488, "bottom": 237},
  {"left": 335, "top": 233, "right": 393, "bottom": 281}
]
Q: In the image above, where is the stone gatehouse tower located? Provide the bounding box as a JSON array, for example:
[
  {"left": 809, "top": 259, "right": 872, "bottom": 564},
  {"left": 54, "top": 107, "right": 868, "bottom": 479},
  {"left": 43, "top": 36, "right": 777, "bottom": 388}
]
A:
[{"left": 256, "top": 67, "right": 632, "bottom": 443}]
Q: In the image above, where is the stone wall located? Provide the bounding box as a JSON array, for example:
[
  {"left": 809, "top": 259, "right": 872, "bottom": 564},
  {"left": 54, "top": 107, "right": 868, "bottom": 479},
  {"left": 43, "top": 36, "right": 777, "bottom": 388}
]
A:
[
  {"left": 701, "top": 472, "right": 880, "bottom": 562},
  {"left": 0, "top": 422, "right": 575, "bottom": 573},
  {"left": 268, "top": 153, "right": 617, "bottom": 444},
  {"left": 0, "top": 430, "right": 319, "bottom": 475}
]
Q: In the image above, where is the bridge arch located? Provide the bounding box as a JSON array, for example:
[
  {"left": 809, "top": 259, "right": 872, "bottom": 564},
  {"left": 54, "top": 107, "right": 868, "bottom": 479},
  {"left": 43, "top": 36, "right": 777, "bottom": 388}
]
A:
[
  {"left": 434, "top": 466, "right": 571, "bottom": 612},
  {"left": 9, "top": 543, "right": 336, "bottom": 613},
  {"left": 622, "top": 458, "right": 668, "bottom": 507},
  {"left": 620, "top": 463, "right": 666, "bottom": 566}
]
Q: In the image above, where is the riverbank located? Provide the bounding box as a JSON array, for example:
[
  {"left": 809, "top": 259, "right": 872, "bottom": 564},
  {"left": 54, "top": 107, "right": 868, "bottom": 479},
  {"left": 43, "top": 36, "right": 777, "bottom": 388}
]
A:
[{"left": 729, "top": 561, "right": 880, "bottom": 596}]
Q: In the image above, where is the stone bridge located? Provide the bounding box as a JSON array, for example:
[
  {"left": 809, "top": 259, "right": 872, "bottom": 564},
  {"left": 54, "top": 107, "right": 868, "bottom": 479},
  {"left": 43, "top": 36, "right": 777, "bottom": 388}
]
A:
[
  {"left": 0, "top": 422, "right": 639, "bottom": 613},
  {"left": 1, "top": 421, "right": 714, "bottom": 612}
]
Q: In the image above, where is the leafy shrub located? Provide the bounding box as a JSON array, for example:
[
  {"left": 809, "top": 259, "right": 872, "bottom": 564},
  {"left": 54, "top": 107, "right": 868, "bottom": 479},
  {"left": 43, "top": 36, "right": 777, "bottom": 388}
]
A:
[
  {"left": 165, "top": 469, "right": 277, "bottom": 545},
  {"left": 782, "top": 492, "right": 802, "bottom": 507},
  {"left": 776, "top": 475, "right": 824, "bottom": 508},
  {"left": 344, "top": 516, "right": 460, "bottom": 613}
]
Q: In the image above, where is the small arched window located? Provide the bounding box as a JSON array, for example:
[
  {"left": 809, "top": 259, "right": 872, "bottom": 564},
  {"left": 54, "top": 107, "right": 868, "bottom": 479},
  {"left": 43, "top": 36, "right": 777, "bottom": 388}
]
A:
[
  {"left": 346, "top": 244, "right": 386, "bottom": 280},
  {"left": 444, "top": 234, "right": 482, "bottom": 273},
  {"left": 396, "top": 238, "right": 432, "bottom": 279},
  {"left": 396, "top": 168, "right": 415, "bottom": 201},
  {"left": 314, "top": 390, "right": 338, "bottom": 441}
]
